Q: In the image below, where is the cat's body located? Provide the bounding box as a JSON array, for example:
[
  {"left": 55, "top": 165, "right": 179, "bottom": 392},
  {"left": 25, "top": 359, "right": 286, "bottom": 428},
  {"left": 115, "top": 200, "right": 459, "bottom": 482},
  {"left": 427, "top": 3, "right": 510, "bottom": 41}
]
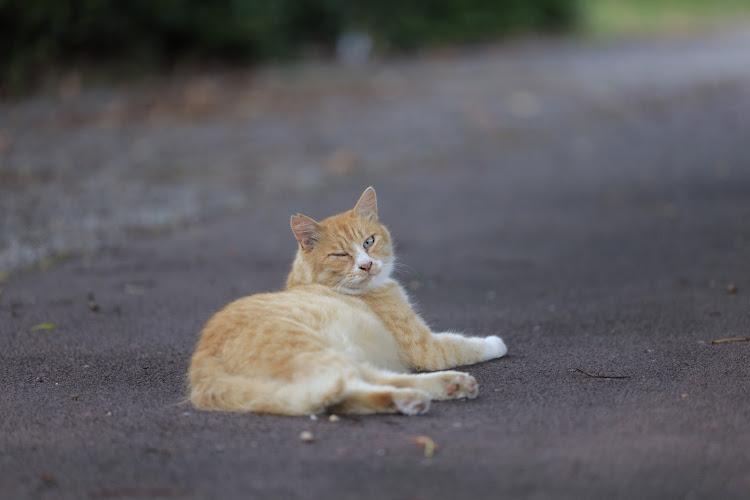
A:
[{"left": 188, "top": 188, "right": 507, "bottom": 415}]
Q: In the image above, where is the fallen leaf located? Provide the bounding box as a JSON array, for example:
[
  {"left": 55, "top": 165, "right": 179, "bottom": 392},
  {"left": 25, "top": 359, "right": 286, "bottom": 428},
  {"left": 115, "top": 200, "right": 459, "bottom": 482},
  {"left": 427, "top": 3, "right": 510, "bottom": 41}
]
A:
[
  {"left": 410, "top": 436, "right": 438, "bottom": 458},
  {"left": 40, "top": 473, "right": 57, "bottom": 486},
  {"left": 30, "top": 322, "right": 55, "bottom": 331}
]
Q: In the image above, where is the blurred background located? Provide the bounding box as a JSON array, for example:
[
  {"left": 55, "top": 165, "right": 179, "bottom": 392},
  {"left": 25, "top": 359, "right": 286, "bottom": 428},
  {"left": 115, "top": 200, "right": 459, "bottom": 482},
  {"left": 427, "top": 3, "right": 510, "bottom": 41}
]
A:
[
  {"left": 1, "top": 0, "right": 749, "bottom": 273},
  {"left": 0, "top": 0, "right": 576, "bottom": 94},
  {"left": 3, "top": 0, "right": 750, "bottom": 93}
]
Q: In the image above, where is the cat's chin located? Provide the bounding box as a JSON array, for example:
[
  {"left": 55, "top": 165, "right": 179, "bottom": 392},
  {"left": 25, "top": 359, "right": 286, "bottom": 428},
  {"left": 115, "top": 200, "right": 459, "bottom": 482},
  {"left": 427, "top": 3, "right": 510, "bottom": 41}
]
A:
[{"left": 339, "top": 273, "right": 391, "bottom": 295}]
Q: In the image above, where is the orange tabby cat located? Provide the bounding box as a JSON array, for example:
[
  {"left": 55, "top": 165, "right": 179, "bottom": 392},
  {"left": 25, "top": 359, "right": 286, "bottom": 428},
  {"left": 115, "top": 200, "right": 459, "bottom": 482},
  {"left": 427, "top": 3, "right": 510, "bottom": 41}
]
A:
[{"left": 188, "top": 187, "right": 507, "bottom": 415}]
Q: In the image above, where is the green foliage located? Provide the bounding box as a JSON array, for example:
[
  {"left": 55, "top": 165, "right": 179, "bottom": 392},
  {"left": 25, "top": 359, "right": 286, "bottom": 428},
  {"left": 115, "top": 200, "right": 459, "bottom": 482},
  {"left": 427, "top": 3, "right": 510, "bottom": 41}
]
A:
[
  {"left": 580, "top": 0, "right": 750, "bottom": 37},
  {"left": 0, "top": 0, "right": 576, "bottom": 93},
  {"left": 352, "top": 0, "right": 576, "bottom": 49}
]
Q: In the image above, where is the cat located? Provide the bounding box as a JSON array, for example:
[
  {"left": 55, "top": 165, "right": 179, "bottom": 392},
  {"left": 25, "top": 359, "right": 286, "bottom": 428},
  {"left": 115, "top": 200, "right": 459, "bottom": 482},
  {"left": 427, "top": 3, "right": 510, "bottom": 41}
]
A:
[{"left": 188, "top": 187, "right": 507, "bottom": 415}]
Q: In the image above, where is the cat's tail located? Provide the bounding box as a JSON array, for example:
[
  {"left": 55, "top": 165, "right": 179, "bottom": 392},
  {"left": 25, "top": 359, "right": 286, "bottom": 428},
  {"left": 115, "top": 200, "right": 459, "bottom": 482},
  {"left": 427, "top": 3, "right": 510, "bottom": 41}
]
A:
[{"left": 189, "top": 362, "right": 347, "bottom": 415}]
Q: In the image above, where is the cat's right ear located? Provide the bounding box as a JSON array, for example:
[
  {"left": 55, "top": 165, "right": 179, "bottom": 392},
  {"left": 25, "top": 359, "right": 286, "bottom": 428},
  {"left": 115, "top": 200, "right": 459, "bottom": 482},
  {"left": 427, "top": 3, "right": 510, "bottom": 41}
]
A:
[
  {"left": 290, "top": 214, "right": 321, "bottom": 251},
  {"left": 354, "top": 186, "right": 378, "bottom": 221}
]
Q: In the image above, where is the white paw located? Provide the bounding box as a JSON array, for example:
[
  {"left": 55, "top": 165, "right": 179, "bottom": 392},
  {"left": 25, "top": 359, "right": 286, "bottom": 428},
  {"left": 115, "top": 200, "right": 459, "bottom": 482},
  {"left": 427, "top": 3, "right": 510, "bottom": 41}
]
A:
[
  {"left": 393, "top": 391, "right": 431, "bottom": 416},
  {"left": 445, "top": 373, "right": 478, "bottom": 400},
  {"left": 483, "top": 336, "right": 508, "bottom": 360}
]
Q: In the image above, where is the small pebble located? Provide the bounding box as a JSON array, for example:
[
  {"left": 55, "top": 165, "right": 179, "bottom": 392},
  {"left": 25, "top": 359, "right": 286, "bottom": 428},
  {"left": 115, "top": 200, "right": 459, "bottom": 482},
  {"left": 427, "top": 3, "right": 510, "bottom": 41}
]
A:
[
  {"left": 309, "top": 414, "right": 318, "bottom": 421},
  {"left": 727, "top": 284, "right": 738, "bottom": 294},
  {"left": 299, "top": 431, "right": 314, "bottom": 443},
  {"left": 328, "top": 414, "right": 340, "bottom": 422},
  {"left": 89, "top": 301, "right": 100, "bottom": 312}
]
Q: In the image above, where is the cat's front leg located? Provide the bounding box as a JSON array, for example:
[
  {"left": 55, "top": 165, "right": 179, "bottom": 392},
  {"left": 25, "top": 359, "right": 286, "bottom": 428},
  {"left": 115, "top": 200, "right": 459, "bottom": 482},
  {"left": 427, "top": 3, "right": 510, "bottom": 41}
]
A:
[
  {"left": 481, "top": 335, "right": 508, "bottom": 360},
  {"left": 411, "top": 331, "right": 507, "bottom": 371}
]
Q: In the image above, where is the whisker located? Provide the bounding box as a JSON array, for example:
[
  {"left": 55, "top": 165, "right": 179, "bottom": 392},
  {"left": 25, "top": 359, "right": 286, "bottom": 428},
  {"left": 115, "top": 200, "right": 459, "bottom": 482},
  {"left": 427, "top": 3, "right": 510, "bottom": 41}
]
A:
[
  {"left": 333, "top": 275, "right": 354, "bottom": 294},
  {"left": 391, "top": 262, "right": 418, "bottom": 277}
]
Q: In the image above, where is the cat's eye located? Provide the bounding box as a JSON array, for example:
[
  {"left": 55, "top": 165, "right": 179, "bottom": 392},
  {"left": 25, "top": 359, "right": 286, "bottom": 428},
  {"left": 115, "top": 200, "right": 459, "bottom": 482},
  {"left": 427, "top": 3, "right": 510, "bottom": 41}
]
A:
[
  {"left": 328, "top": 252, "right": 349, "bottom": 258},
  {"left": 364, "top": 236, "right": 375, "bottom": 249}
]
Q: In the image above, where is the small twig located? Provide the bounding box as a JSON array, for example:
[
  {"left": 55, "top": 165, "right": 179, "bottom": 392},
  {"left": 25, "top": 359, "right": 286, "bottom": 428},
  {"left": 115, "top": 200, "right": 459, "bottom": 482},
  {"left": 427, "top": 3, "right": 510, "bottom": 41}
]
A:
[
  {"left": 711, "top": 337, "right": 750, "bottom": 345},
  {"left": 574, "top": 368, "right": 631, "bottom": 380}
]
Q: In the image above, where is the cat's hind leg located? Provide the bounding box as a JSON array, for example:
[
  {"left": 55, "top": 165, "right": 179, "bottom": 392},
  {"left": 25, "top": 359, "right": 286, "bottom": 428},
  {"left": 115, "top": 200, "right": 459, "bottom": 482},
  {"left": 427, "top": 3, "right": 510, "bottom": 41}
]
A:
[
  {"left": 330, "top": 380, "right": 431, "bottom": 415},
  {"left": 189, "top": 368, "right": 347, "bottom": 416},
  {"left": 190, "top": 347, "right": 353, "bottom": 415}
]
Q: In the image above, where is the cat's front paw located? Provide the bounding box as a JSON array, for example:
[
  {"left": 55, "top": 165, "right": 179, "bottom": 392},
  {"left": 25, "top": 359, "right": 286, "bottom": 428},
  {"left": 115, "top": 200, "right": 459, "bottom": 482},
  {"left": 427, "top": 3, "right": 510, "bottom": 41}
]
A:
[{"left": 483, "top": 336, "right": 508, "bottom": 360}]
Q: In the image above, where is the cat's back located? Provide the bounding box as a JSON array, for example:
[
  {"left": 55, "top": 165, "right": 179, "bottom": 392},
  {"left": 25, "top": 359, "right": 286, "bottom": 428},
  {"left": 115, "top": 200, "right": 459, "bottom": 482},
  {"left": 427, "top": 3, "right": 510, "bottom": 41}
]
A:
[
  {"left": 193, "top": 283, "right": 406, "bottom": 373},
  {"left": 210, "top": 284, "right": 358, "bottom": 320},
  {"left": 197, "top": 284, "right": 372, "bottom": 345}
]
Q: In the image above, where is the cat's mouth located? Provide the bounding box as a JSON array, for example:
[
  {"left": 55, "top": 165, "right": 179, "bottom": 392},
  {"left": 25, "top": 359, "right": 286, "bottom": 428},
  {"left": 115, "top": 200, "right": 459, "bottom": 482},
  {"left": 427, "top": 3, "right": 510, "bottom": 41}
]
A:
[
  {"left": 337, "top": 261, "right": 390, "bottom": 294},
  {"left": 346, "top": 270, "right": 378, "bottom": 290}
]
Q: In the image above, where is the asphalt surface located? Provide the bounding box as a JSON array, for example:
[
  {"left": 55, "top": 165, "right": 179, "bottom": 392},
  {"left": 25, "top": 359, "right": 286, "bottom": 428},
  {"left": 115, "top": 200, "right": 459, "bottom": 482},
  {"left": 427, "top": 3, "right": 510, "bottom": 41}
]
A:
[{"left": 2, "top": 31, "right": 750, "bottom": 499}]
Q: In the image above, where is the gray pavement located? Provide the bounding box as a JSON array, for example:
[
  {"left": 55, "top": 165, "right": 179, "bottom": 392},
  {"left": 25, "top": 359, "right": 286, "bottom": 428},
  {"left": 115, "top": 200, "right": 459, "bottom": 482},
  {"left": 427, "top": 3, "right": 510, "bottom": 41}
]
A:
[{"left": 1, "top": 31, "right": 750, "bottom": 499}]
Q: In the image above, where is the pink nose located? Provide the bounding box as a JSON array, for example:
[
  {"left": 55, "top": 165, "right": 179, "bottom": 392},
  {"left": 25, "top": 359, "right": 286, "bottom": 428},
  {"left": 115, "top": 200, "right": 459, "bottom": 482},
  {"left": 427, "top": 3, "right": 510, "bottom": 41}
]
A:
[{"left": 360, "top": 261, "right": 372, "bottom": 272}]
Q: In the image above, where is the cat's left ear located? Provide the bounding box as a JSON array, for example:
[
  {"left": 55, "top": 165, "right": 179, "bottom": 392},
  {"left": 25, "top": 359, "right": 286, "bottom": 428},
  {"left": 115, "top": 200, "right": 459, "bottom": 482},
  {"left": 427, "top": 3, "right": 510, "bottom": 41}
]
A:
[
  {"left": 291, "top": 214, "right": 321, "bottom": 251},
  {"left": 354, "top": 186, "right": 378, "bottom": 221}
]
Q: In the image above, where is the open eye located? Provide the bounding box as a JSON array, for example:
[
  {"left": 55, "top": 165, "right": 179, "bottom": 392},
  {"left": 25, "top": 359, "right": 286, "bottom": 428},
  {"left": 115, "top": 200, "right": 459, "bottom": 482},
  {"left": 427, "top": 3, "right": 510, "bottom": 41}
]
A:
[
  {"left": 363, "top": 235, "right": 375, "bottom": 249},
  {"left": 328, "top": 252, "right": 349, "bottom": 258}
]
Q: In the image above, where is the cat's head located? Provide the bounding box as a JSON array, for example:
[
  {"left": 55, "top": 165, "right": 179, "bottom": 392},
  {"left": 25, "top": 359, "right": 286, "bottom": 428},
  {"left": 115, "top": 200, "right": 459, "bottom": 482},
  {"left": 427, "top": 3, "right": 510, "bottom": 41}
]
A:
[{"left": 287, "top": 187, "right": 394, "bottom": 294}]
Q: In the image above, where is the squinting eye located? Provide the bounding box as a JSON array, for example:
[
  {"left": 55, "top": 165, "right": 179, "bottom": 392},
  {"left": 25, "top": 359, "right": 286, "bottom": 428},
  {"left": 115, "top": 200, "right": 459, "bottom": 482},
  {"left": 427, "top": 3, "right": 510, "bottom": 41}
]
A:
[
  {"left": 328, "top": 252, "right": 349, "bottom": 258},
  {"left": 364, "top": 236, "right": 375, "bottom": 249}
]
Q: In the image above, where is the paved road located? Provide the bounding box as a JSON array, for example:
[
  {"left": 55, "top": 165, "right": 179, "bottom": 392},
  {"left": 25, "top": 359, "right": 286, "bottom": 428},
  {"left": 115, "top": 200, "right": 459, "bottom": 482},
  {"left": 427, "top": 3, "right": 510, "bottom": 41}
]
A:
[{"left": 1, "top": 31, "right": 750, "bottom": 498}]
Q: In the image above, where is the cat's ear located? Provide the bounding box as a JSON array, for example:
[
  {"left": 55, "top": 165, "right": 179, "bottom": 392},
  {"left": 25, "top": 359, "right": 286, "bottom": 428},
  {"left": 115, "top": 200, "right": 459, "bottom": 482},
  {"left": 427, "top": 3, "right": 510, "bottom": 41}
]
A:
[
  {"left": 354, "top": 186, "right": 378, "bottom": 221},
  {"left": 290, "top": 214, "right": 321, "bottom": 251}
]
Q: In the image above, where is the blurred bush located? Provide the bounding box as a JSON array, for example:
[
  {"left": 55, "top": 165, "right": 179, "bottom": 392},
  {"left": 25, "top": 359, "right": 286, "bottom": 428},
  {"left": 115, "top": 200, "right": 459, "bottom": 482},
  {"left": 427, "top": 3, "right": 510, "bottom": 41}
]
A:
[{"left": 0, "top": 0, "right": 576, "bottom": 93}]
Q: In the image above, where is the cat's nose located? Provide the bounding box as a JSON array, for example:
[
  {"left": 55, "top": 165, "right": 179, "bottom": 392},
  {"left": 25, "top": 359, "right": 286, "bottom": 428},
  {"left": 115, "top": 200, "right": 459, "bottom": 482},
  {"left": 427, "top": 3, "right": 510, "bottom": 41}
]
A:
[{"left": 359, "top": 261, "right": 372, "bottom": 272}]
